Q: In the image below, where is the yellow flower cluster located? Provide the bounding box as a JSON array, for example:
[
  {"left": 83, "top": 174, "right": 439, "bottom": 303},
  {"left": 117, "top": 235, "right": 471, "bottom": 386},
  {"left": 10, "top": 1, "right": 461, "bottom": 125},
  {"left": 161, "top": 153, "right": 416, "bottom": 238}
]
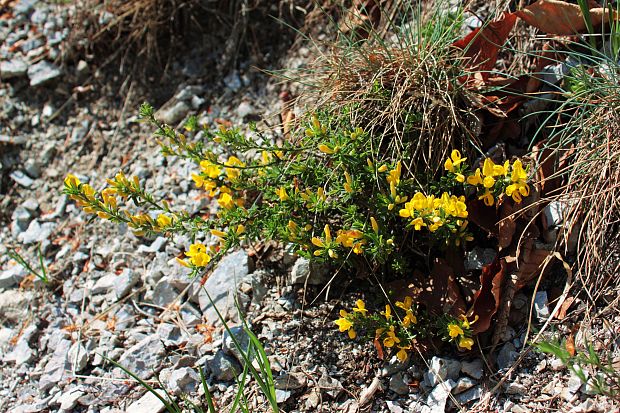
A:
[
  {"left": 399, "top": 192, "right": 468, "bottom": 232},
  {"left": 177, "top": 242, "right": 212, "bottom": 268},
  {"left": 446, "top": 315, "right": 478, "bottom": 351},
  {"left": 466, "top": 158, "right": 530, "bottom": 206},
  {"left": 311, "top": 224, "right": 366, "bottom": 258},
  {"left": 336, "top": 298, "right": 418, "bottom": 363},
  {"left": 192, "top": 156, "right": 246, "bottom": 210}
]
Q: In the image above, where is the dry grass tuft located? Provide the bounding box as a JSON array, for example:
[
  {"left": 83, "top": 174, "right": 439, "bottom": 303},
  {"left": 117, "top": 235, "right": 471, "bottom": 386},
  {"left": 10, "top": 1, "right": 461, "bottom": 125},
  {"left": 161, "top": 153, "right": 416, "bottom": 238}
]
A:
[
  {"left": 558, "top": 97, "right": 620, "bottom": 304},
  {"left": 68, "top": 0, "right": 205, "bottom": 66},
  {"left": 311, "top": 44, "right": 478, "bottom": 176}
]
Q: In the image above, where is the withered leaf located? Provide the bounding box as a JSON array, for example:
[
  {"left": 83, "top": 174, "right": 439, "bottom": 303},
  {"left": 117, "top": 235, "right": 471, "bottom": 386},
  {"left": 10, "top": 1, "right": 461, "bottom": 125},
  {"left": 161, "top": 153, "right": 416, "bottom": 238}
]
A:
[
  {"left": 453, "top": 12, "right": 518, "bottom": 80},
  {"left": 516, "top": 0, "right": 616, "bottom": 35},
  {"left": 470, "top": 258, "right": 507, "bottom": 334}
]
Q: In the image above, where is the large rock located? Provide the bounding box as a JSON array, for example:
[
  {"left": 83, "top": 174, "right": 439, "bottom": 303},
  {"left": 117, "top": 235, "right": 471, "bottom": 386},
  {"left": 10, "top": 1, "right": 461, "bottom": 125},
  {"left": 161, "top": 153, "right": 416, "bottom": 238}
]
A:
[
  {"left": 198, "top": 250, "right": 253, "bottom": 325},
  {"left": 17, "top": 219, "right": 55, "bottom": 244},
  {"left": 0, "top": 290, "right": 34, "bottom": 322},
  {"left": 0, "top": 59, "right": 28, "bottom": 79},
  {"left": 0, "top": 265, "right": 27, "bottom": 289},
  {"left": 117, "top": 335, "right": 165, "bottom": 379},
  {"left": 39, "top": 339, "right": 72, "bottom": 391},
  {"left": 126, "top": 390, "right": 167, "bottom": 413},
  {"left": 289, "top": 257, "right": 330, "bottom": 285},
  {"left": 27, "top": 61, "right": 62, "bottom": 86}
]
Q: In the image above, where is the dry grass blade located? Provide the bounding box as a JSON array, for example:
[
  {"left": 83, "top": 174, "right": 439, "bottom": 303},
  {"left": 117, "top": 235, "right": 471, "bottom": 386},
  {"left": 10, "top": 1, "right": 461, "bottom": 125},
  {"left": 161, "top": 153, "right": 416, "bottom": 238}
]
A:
[
  {"left": 311, "top": 44, "right": 478, "bottom": 175},
  {"left": 558, "top": 99, "right": 620, "bottom": 306}
]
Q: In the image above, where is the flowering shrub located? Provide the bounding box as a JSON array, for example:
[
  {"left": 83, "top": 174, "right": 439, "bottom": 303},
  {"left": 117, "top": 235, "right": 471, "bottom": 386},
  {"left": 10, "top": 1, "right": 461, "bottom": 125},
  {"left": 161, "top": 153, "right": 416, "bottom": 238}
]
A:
[{"left": 63, "top": 102, "right": 531, "bottom": 355}]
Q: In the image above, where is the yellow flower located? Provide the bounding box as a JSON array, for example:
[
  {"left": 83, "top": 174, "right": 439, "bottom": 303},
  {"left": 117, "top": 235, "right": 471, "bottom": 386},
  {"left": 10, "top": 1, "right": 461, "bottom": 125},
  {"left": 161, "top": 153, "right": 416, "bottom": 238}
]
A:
[
  {"left": 383, "top": 304, "right": 392, "bottom": 320},
  {"left": 370, "top": 217, "right": 379, "bottom": 234},
  {"left": 447, "top": 323, "right": 464, "bottom": 338},
  {"left": 64, "top": 174, "right": 80, "bottom": 188},
  {"left": 335, "top": 229, "right": 363, "bottom": 248},
  {"left": 217, "top": 192, "right": 235, "bottom": 210},
  {"left": 377, "top": 164, "right": 388, "bottom": 173},
  {"left": 396, "top": 346, "right": 410, "bottom": 362},
  {"left": 156, "top": 214, "right": 172, "bottom": 228},
  {"left": 344, "top": 171, "right": 353, "bottom": 193},
  {"left": 445, "top": 149, "right": 467, "bottom": 172},
  {"left": 460, "top": 314, "right": 478, "bottom": 329},
  {"left": 411, "top": 217, "right": 425, "bottom": 231},
  {"left": 324, "top": 224, "right": 332, "bottom": 244},
  {"left": 175, "top": 257, "right": 191, "bottom": 268},
  {"left": 387, "top": 161, "right": 402, "bottom": 185},
  {"left": 482, "top": 158, "right": 496, "bottom": 177},
  {"left": 276, "top": 187, "right": 289, "bottom": 201},
  {"left": 235, "top": 224, "right": 245, "bottom": 235},
  {"left": 467, "top": 168, "right": 483, "bottom": 186},
  {"left": 353, "top": 299, "right": 368, "bottom": 315},
  {"left": 478, "top": 190, "right": 494, "bottom": 206},
  {"left": 199, "top": 160, "right": 221, "bottom": 179},
  {"left": 318, "top": 144, "right": 335, "bottom": 155},
  {"left": 383, "top": 326, "right": 401, "bottom": 348},
  {"left": 311, "top": 237, "right": 325, "bottom": 248},
  {"left": 185, "top": 243, "right": 211, "bottom": 267},
  {"left": 483, "top": 176, "right": 495, "bottom": 189},
  {"left": 287, "top": 220, "right": 299, "bottom": 234},
  {"left": 224, "top": 156, "right": 245, "bottom": 180},
  {"left": 395, "top": 296, "right": 412, "bottom": 311},
  {"left": 455, "top": 173, "right": 465, "bottom": 183},
  {"left": 335, "top": 310, "right": 356, "bottom": 339},
  {"left": 458, "top": 337, "right": 474, "bottom": 351},
  {"left": 210, "top": 229, "right": 228, "bottom": 239}
]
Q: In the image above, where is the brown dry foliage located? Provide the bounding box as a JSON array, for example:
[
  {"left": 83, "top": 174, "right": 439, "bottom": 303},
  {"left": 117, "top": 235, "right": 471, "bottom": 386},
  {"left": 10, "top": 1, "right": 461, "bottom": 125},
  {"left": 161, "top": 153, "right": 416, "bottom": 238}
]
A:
[
  {"left": 559, "top": 97, "right": 620, "bottom": 303},
  {"left": 311, "top": 45, "right": 479, "bottom": 175}
]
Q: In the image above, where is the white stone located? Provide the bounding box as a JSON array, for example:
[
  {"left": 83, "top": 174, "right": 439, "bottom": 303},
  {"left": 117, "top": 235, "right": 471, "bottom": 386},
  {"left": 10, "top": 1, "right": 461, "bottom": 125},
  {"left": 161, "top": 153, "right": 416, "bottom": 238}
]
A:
[{"left": 126, "top": 390, "right": 166, "bottom": 413}]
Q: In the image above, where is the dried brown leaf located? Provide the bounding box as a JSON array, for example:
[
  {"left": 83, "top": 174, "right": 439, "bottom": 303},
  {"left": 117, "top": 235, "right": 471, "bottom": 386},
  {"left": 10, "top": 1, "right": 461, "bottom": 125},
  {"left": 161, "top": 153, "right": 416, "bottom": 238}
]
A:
[{"left": 516, "top": 0, "right": 616, "bottom": 35}]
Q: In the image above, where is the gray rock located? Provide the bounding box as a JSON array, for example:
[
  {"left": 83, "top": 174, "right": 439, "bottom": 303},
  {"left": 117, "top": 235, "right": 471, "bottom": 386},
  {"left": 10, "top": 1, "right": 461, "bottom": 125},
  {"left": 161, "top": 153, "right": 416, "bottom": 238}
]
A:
[
  {"left": 236, "top": 101, "right": 255, "bottom": 119},
  {"left": 497, "top": 342, "right": 519, "bottom": 370},
  {"left": 454, "top": 385, "right": 483, "bottom": 404},
  {"left": 156, "top": 101, "right": 190, "bottom": 125},
  {"left": 126, "top": 390, "right": 166, "bottom": 413},
  {"left": 198, "top": 250, "right": 253, "bottom": 325},
  {"left": 68, "top": 342, "right": 88, "bottom": 372},
  {"left": 137, "top": 237, "right": 167, "bottom": 253},
  {"left": 0, "top": 265, "right": 27, "bottom": 289},
  {"left": 118, "top": 335, "right": 165, "bottom": 379},
  {"left": 157, "top": 323, "right": 182, "bottom": 346},
  {"left": 289, "top": 257, "right": 330, "bottom": 285},
  {"left": 506, "top": 382, "right": 527, "bottom": 395},
  {"left": 452, "top": 376, "right": 477, "bottom": 394},
  {"left": 91, "top": 273, "right": 117, "bottom": 295},
  {"left": 70, "top": 120, "right": 90, "bottom": 144},
  {"left": 0, "top": 290, "right": 34, "bottom": 321},
  {"left": 58, "top": 387, "right": 84, "bottom": 411},
  {"left": 27, "top": 61, "right": 62, "bottom": 86},
  {"left": 0, "top": 134, "right": 27, "bottom": 145},
  {"left": 13, "top": 0, "right": 37, "bottom": 15},
  {"left": 389, "top": 372, "right": 410, "bottom": 395},
  {"left": 12, "top": 205, "right": 35, "bottom": 235},
  {"left": 426, "top": 357, "right": 461, "bottom": 387},
  {"left": 23, "top": 158, "right": 41, "bottom": 178},
  {"left": 534, "top": 291, "right": 550, "bottom": 321},
  {"left": 76, "top": 60, "right": 89, "bottom": 75},
  {"left": 274, "top": 372, "right": 307, "bottom": 391},
  {"left": 222, "top": 325, "right": 251, "bottom": 365},
  {"left": 151, "top": 278, "right": 181, "bottom": 307},
  {"left": 317, "top": 370, "right": 344, "bottom": 399},
  {"left": 114, "top": 268, "right": 139, "bottom": 298},
  {"left": 464, "top": 247, "right": 496, "bottom": 271},
  {"left": 249, "top": 271, "right": 268, "bottom": 304},
  {"left": 17, "top": 219, "right": 55, "bottom": 244},
  {"left": 207, "top": 350, "right": 240, "bottom": 381},
  {"left": 39, "top": 339, "right": 72, "bottom": 391},
  {"left": 3, "top": 338, "right": 34, "bottom": 365},
  {"left": 10, "top": 170, "right": 34, "bottom": 187},
  {"left": 427, "top": 380, "right": 455, "bottom": 413},
  {"left": 167, "top": 367, "right": 200, "bottom": 395},
  {"left": 275, "top": 389, "right": 292, "bottom": 403},
  {"left": 550, "top": 357, "right": 565, "bottom": 371},
  {"left": 461, "top": 359, "right": 484, "bottom": 380},
  {"left": 0, "top": 59, "right": 28, "bottom": 79}
]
